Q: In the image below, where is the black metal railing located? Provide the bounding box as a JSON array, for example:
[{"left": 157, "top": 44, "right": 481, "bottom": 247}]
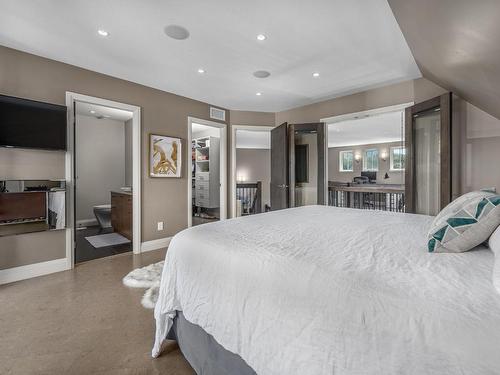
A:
[
  {"left": 328, "top": 185, "right": 405, "bottom": 212},
  {"left": 236, "top": 182, "right": 262, "bottom": 215}
]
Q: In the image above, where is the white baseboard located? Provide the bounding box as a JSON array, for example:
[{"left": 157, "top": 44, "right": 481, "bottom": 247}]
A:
[
  {"left": 141, "top": 237, "right": 172, "bottom": 253},
  {"left": 0, "top": 258, "right": 69, "bottom": 285},
  {"left": 76, "top": 218, "right": 98, "bottom": 227}
]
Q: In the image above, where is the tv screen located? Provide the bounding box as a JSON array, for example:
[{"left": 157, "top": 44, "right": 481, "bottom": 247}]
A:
[{"left": 0, "top": 94, "right": 67, "bottom": 150}]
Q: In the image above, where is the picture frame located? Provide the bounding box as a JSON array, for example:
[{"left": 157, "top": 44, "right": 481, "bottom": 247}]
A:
[{"left": 149, "top": 134, "right": 182, "bottom": 178}]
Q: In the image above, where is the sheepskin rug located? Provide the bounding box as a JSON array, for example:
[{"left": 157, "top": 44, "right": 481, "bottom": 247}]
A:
[{"left": 122, "top": 261, "right": 164, "bottom": 309}]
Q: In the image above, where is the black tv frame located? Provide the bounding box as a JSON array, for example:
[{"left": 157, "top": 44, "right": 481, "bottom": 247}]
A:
[{"left": 0, "top": 94, "right": 67, "bottom": 151}]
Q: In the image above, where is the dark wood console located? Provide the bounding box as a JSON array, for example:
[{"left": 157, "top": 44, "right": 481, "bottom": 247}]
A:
[{"left": 111, "top": 191, "right": 132, "bottom": 240}]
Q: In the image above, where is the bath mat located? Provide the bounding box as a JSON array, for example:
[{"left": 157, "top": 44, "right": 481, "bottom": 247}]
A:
[{"left": 85, "top": 232, "right": 131, "bottom": 248}]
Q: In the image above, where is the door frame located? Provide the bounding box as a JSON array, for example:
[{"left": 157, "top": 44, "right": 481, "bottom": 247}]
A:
[
  {"left": 321, "top": 102, "right": 413, "bottom": 206},
  {"left": 230, "top": 124, "right": 275, "bottom": 218},
  {"left": 405, "top": 93, "right": 451, "bottom": 213},
  {"left": 187, "top": 116, "right": 227, "bottom": 227},
  {"left": 65, "top": 92, "right": 142, "bottom": 268},
  {"left": 288, "top": 123, "right": 327, "bottom": 207}
]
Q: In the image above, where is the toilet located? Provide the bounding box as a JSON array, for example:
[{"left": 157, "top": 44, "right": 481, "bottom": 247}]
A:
[{"left": 93, "top": 204, "right": 112, "bottom": 230}]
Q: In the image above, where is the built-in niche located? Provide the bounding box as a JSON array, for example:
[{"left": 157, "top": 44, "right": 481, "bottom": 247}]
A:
[{"left": 0, "top": 180, "right": 66, "bottom": 237}]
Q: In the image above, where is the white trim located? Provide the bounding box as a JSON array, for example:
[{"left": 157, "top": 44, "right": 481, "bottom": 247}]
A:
[
  {"left": 141, "top": 237, "right": 172, "bottom": 252},
  {"left": 339, "top": 150, "right": 354, "bottom": 172},
  {"left": 320, "top": 102, "right": 414, "bottom": 124},
  {"left": 362, "top": 148, "right": 379, "bottom": 172},
  {"left": 389, "top": 146, "right": 406, "bottom": 171},
  {"left": 66, "top": 92, "right": 142, "bottom": 270},
  {"left": 187, "top": 117, "right": 227, "bottom": 227},
  {"left": 230, "top": 125, "right": 275, "bottom": 218},
  {"left": 0, "top": 258, "right": 68, "bottom": 285}
]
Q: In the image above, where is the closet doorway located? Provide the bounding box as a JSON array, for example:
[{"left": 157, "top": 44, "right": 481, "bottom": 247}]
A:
[{"left": 187, "top": 117, "right": 227, "bottom": 227}]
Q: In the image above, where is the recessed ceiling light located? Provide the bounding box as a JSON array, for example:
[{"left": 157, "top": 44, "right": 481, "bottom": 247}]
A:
[
  {"left": 253, "top": 70, "right": 271, "bottom": 78},
  {"left": 90, "top": 110, "right": 96, "bottom": 114},
  {"left": 164, "top": 25, "right": 190, "bottom": 40},
  {"left": 97, "top": 29, "right": 109, "bottom": 37},
  {"left": 256, "top": 34, "right": 266, "bottom": 41},
  {"left": 197, "top": 68, "right": 205, "bottom": 74},
  {"left": 312, "top": 72, "right": 320, "bottom": 78},
  {"left": 256, "top": 92, "right": 262, "bottom": 96}
]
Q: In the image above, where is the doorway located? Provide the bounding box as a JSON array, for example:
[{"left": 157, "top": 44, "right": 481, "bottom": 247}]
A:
[
  {"left": 187, "top": 117, "right": 227, "bottom": 227},
  {"left": 322, "top": 103, "right": 411, "bottom": 213},
  {"left": 270, "top": 122, "right": 327, "bottom": 210},
  {"left": 405, "top": 93, "right": 454, "bottom": 215},
  {"left": 231, "top": 125, "right": 274, "bottom": 218},
  {"left": 66, "top": 93, "right": 141, "bottom": 267}
]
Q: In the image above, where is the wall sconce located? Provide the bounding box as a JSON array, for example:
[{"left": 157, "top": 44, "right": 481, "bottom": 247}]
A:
[
  {"left": 381, "top": 150, "right": 388, "bottom": 161},
  {"left": 354, "top": 153, "right": 361, "bottom": 163}
]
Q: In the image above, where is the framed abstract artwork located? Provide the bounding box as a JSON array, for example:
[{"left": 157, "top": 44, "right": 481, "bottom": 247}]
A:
[{"left": 149, "top": 134, "right": 182, "bottom": 178}]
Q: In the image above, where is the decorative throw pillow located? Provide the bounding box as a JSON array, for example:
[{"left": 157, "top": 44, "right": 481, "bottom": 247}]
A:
[
  {"left": 489, "top": 226, "right": 500, "bottom": 294},
  {"left": 428, "top": 191, "right": 500, "bottom": 253}
]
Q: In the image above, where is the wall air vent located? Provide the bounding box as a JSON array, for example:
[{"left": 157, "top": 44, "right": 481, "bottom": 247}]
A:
[{"left": 210, "top": 107, "right": 226, "bottom": 121}]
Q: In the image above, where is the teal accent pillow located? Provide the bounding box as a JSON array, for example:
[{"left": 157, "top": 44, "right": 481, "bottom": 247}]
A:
[{"left": 428, "top": 191, "right": 500, "bottom": 253}]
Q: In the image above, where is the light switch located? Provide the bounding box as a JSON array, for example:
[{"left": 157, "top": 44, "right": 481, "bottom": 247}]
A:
[{"left": 157, "top": 221, "right": 164, "bottom": 231}]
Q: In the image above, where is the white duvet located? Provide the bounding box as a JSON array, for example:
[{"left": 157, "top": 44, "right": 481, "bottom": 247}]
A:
[{"left": 153, "top": 206, "right": 500, "bottom": 375}]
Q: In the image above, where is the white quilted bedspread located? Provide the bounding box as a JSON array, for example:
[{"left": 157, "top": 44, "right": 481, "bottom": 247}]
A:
[{"left": 153, "top": 205, "right": 500, "bottom": 375}]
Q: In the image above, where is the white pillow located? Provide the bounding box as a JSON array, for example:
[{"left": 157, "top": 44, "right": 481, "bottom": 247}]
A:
[
  {"left": 489, "top": 226, "right": 500, "bottom": 294},
  {"left": 428, "top": 191, "right": 500, "bottom": 253}
]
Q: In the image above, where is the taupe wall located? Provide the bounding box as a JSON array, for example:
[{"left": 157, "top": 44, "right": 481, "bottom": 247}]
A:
[
  {"left": 276, "top": 78, "right": 446, "bottom": 125},
  {"left": 329, "top": 142, "right": 404, "bottom": 184},
  {"left": 75, "top": 115, "right": 126, "bottom": 222},
  {"left": 0, "top": 45, "right": 227, "bottom": 269},
  {"left": 235, "top": 149, "right": 271, "bottom": 210},
  {"left": 229, "top": 111, "right": 275, "bottom": 127}
]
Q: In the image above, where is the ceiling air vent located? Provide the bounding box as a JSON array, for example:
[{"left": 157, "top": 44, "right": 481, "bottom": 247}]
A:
[{"left": 210, "top": 107, "right": 226, "bottom": 121}]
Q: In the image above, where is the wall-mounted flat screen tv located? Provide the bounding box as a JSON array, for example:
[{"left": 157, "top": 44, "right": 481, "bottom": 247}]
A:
[{"left": 0, "top": 94, "right": 67, "bottom": 150}]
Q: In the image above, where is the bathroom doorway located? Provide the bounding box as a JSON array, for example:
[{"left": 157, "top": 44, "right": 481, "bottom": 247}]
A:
[
  {"left": 66, "top": 93, "right": 141, "bottom": 266},
  {"left": 74, "top": 102, "right": 132, "bottom": 262}
]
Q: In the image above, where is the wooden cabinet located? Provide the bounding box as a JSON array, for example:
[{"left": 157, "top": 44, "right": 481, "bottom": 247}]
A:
[{"left": 111, "top": 192, "right": 132, "bottom": 240}]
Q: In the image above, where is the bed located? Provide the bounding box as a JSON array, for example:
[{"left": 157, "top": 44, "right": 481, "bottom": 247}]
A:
[{"left": 153, "top": 205, "right": 500, "bottom": 374}]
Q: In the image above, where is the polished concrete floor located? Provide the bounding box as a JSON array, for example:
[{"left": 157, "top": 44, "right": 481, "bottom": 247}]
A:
[{"left": 0, "top": 249, "right": 195, "bottom": 375}]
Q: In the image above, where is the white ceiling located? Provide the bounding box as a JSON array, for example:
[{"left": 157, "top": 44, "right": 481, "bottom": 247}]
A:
[
  {"left": 328, "top": 111, "right": 403, "bottom": 148},
  {"left": 76, "top": 102, "right": 133, "bottom": 121},
  {"left": 0, "top": 0, "right": 420, "bottom": 112},
  {"left": 236, "top": 130, "right": 271, "bottom": 149}
]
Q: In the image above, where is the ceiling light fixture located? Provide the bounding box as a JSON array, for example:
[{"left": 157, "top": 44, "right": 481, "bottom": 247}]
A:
[
  {"left": 256, "top": 92, "right": 262, "bottom": 96},
  {"left": 256, "top": 34, "right": 266, "bottom": 41},
  {"left": 312, "top": 72, "right": 320, "bottom": 78},
  {"left": 197, "top": 68, "right": 205, "bottom": 74},
  {"left": 253, "top": 70, "right": 271, "bottom": 78},
  {"left": 97, "top": 29, "right": 109, "bottom": 37},
  {"left": 90, "top": 110, "right": 96, "bottom": 114},
  {"left": 164, "top": 25, "right": 190, "bottom": 40}
]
